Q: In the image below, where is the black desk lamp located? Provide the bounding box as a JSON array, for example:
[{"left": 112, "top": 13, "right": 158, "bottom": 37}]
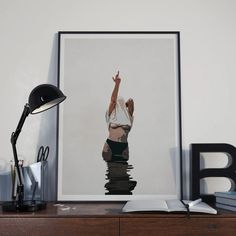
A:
[{"left": 2, "top": 84, "right": 66, "bottom": 212}]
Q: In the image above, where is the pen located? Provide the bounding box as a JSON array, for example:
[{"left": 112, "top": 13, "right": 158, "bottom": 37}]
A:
[
  {"left": 10, "top": 160, "right": 14, "bottom": 186},
  {"left": 19, "top": 160, "right": 24, "bottom": 185},
  {"left": 188, "top": 198, "right": 202, "bottom": 208}
]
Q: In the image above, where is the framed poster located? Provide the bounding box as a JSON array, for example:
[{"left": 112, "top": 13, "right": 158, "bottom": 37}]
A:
[{"left": 57, "top": 31, "right": 182, "bottom": 201}]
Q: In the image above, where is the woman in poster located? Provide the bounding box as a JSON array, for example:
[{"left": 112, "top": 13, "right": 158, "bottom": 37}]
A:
[
  {"left": 102, "top": 71, "right": 134, "bottom": 162},
  {"left": 102, "top": 71, "right": 136, "bottom": 195}
]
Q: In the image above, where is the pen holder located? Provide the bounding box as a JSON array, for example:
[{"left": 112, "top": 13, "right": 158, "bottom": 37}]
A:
[
  {"left": 0, "top": 171, "right": 12, "bottom": 201},
  {"left": 23, "top": 161, "right": 48, "bottom": 201}
]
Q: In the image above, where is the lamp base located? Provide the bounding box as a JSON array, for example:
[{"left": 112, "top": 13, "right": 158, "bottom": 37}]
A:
[{"left": 2, "top": 200, "right": 47, "bottom": 212}]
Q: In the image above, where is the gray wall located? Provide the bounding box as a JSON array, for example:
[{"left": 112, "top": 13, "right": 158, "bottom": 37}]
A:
[{"left": 0, "top": 0, "right": 236, "bottom": 200}]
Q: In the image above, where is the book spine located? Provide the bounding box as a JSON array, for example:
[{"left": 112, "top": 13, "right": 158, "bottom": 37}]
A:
[
  {"left": 216, "top": 197, "right": 236, "bottom": 207},
  {"left": 215, "top": 192, "right": 236, "bottom": 200},
  {"left": 216, "top": 203, "right": 236, "bottom": 212}
]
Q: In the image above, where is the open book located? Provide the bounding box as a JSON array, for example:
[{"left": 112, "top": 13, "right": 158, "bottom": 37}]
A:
[{"left": 122, "top": 199, "right": 217, "bottom": 214}]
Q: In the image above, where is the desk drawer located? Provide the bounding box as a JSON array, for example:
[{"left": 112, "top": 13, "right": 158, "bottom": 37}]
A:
[
  {"left": 0, "top": 218, "right": 119, "bottom": 236},
  {"left": 120, "top": 217, "right": 236, "bottom": 236}
]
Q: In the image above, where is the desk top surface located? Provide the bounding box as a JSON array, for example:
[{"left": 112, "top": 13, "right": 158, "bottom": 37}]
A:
[{"left": 0, "top": 202, "right": 235, "bottom": 218}]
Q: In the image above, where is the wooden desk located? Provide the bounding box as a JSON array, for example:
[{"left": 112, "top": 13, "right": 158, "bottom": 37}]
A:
[{"left": 0, "top": 202, "right": 236, "bottom": 236}]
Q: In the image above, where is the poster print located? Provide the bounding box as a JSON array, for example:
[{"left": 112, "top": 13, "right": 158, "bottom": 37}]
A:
[{"left": 57, "top": 32, "right": 182, "bottom": 201}]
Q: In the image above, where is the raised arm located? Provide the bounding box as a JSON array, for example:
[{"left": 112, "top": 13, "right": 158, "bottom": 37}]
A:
[
  {"left": 126, "top": 98, "right": 134, "bottom": 117},
  {"left": 108, "top": 71, "right": 121, "bottom": 115}
]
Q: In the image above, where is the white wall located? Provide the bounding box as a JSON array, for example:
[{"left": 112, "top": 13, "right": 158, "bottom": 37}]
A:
[{"left": 0, "top": 0, "right": 236, "bottom": 200}]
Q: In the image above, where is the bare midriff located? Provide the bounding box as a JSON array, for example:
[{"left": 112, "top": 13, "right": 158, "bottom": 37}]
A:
[{"left": 108, "top": 125, "right": 131, "bottom": 143}]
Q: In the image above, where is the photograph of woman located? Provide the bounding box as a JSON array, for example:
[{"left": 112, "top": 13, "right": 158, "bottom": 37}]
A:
[{"left": 102, "top": 71, "right": 137, "bottom": 194}]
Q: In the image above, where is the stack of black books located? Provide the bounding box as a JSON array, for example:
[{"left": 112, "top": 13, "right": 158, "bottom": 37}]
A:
[{"left": 215, "top": 191, "right": 236, "bottom": 211}]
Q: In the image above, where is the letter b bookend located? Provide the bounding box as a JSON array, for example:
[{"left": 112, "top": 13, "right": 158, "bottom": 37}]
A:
[{"left": 190, "top": 143, "right": 236, "bottom": 203}]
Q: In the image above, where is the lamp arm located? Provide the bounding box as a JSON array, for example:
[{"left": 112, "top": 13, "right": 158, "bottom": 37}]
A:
[
  {"left": 11, "top": 104, "right": 30, "bottom": 144},
  {"left": 10, "top": 104, "right": 30, "bottom": 203}
]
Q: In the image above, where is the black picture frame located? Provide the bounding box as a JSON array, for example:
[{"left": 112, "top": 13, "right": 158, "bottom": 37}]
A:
[{"left": 57, "top": 31, "right": 183, "bottom": 201}]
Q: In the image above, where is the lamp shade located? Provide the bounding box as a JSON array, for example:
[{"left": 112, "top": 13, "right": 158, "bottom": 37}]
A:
[{"left": 28, "top": 84, "right": 66, "bottom": 114}]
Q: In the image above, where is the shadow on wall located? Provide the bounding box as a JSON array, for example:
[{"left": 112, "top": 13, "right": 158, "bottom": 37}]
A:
[
  {"left": 182, "top": 149, "right": 190, "bottom": 200},
  {"left": 36, "top": 33, "right": 58, "bottom": 201},
  {"left": 0, "top": 34, "right": 59, "bottom": 201}
]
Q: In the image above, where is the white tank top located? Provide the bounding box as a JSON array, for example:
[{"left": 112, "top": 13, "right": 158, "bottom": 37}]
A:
[{"left": 106, "top": 97, "right": 133, "bottom": 128}]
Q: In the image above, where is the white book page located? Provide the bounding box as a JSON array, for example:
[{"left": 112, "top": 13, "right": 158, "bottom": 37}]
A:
[
  {"left": 122, "top": 199, "right": 168, "bottom": 212},
  {"left": 122, "top": 199, "right": 217, "bottom": 214},
  {"left": 189, "top": 202, "right": 217, "bottom": 214},
  {"left": 166, "top": 199, "right": 186, "bottom": 212}
]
